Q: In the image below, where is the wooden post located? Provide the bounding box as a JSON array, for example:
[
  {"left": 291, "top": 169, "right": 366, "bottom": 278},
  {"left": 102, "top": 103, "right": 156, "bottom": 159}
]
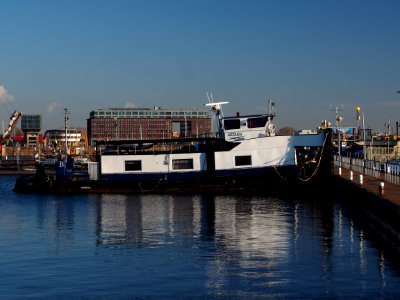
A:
[{"left": 379, "top": 182, "right": 384, "bottom": 196}]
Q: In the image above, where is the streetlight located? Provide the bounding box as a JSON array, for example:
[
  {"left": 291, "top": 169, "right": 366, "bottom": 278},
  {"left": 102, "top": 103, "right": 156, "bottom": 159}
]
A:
[
  {"left": 335, "top": 107, "right": 343, "bottom": 166},
  {"left": 356, "top": 106, "right": 366, "bottom": 159},
  {"left": 384, "top": 120, "right": 391, "bottom": 162}
]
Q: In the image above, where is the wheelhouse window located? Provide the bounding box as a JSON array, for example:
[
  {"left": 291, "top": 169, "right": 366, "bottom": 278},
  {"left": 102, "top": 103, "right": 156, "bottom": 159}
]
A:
[
  {"left": 247, "top": 116, "right": 267, "bottom": 128},
  {"left": 235, "top": 155, "right": 252, "bottom": 166},
  {"left": 172, "top": 159, "right": 194, "bottom": 170},
  {"left": 125, "top": 160, "right": 142, "bottom": 171},
  {"left": 224, "top": 119, "right": 241, "bottom": 130}
]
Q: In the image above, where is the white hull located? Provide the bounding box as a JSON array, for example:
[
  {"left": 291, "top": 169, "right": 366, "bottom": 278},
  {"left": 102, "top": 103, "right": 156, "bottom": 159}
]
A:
[{"left": 98, "top": 131, "right": 328, "bottom": 182}]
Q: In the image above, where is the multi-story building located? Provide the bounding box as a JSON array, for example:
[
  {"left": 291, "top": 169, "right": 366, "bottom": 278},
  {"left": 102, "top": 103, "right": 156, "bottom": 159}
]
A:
[
  {"left": 20, "top": 114, "right": 41, "bottom": 147},
  {"left": 87, "top": 107, "right": 211, "bottom": 146}
]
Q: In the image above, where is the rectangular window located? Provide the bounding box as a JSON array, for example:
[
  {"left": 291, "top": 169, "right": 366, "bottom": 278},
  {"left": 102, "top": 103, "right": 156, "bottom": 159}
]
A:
[
  {"left": 224, "top": 119, "right": 241, "bottom": 130},
  {"left": 235, "top": 155, "right": 252, "bottom": 166},
  {"left": 125, "top": 160, "right": 142, "bottom": 171},
  {"left": 172, "top": 159, "right": 193, "bottom": 170},
  {"left": 247, "top": 116, "right": 268, "bottom": 128}
]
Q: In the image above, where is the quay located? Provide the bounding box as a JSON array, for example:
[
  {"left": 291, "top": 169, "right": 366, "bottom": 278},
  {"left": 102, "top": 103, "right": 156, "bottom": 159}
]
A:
[{"left": 332, "top": 162, "right": 400, "bottom": 252}]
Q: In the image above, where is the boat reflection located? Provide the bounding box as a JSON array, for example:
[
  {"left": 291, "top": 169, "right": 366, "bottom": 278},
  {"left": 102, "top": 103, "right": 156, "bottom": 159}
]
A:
[
  {"left": 94, "top": 195, "right": 296, "bottom": 270},
  {"left": 29, "top": 191, "right": 400, "bottom": 295}
]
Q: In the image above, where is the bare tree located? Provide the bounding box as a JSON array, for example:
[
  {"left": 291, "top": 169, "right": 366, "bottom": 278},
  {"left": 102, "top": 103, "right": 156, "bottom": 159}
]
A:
[{"left": 277, "top": 126, "right": 297, "bottom": 136}]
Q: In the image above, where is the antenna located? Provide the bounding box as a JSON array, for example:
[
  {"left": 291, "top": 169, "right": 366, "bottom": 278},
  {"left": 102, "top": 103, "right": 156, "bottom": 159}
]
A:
[
  {"left": 206, "top": 91, "right": 211, "bottom": 103},
  {"left": 267, "top": 99, "right": 275, "bottom": 115},
  {"left": 330, "top": 105, "right": 343, "bottom": 127}
]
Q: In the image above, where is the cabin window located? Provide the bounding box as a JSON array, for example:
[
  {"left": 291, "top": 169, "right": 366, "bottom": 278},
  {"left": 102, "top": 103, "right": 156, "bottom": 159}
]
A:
[
  {"left": 172, "top": 159, "right": 194, "bottom": 170},
  {"left": 224, "top": 119, "right": 241, "bottom": 130},
  {"left": 235, "top": 155, "right": 252, "bottom": 166},
  {"left": 125, "top": 160, "right": 142, "bottom": 171},
  {"left": 247, "top": 116, "right": 267, "bottom": 128}
]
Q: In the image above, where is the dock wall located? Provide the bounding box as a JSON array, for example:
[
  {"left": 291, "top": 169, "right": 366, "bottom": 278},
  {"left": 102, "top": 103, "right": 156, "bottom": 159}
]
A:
[{"left": 332, "top": 169, "right": 400, "bottom": 252}]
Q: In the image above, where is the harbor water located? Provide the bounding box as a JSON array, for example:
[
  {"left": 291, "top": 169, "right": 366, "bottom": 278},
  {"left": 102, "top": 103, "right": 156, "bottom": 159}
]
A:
[{"left": 1, "top": 175, "right": 399, "bottom": 298}]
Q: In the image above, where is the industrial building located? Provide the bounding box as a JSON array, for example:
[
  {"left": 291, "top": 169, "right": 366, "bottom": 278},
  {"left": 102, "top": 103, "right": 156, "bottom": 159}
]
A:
[
  {"left": 43, "top": 129, "right": 88, "bottom": 155},
  {"left": 87, "top": 107, "right": 211, "bottom": 146}
]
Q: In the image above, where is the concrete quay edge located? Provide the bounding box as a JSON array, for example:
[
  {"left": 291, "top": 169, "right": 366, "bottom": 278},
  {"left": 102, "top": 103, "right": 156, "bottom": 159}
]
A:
[{"left": 332, "top": 166, "right": 400, "bottom": 252}]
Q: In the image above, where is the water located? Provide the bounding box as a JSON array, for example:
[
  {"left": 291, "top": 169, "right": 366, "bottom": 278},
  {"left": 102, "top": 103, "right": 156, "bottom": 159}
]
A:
[{"left": 0, "top": 175, "right": 399, "bottom": 299}]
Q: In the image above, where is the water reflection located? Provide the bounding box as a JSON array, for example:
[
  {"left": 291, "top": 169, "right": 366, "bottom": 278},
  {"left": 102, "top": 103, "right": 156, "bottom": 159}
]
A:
[
  {"left": 7, "top": 188, "right": 399, "bottom": 297},
  {"left": 93, "top": 195, "right": 294, "bottom": 261}
]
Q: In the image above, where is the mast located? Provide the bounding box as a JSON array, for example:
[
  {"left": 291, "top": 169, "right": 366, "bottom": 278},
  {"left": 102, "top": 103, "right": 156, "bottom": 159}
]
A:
[
  {"left": 205, "top": 91, "right": 228, "bottom": 138},
  {"left": 205, "top": 101, "right": 228, "bottom": 138},
  {"left": 64, "top": 108, "right": 70, "bottom": 156}
]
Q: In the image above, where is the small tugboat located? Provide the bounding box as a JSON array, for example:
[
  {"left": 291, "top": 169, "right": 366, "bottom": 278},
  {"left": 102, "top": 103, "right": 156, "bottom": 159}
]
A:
[{"left": 14, "top": 100, "right": 332, "bottom": 194}]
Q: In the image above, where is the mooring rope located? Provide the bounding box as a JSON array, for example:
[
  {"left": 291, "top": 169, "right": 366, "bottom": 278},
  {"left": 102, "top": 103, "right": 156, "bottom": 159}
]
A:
[
  {"left": 297, "top": 131, "right": 330, "bottom": 182},
  {"left": 271, "top": 131, "right": 330, "bottom": 182}
]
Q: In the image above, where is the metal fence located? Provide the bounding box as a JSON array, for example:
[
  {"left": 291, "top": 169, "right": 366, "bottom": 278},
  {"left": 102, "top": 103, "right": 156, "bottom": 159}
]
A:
[{"left": 334, "top": 155, "right": 400, "bottom": 185}]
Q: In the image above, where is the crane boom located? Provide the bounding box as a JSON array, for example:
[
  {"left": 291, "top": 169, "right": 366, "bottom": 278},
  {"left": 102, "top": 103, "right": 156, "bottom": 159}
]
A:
[{"left": 1, "top": 111, "right": 22, "bottom": 143}]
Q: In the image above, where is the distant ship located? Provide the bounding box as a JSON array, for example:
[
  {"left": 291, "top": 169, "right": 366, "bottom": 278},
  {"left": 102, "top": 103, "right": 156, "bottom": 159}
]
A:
[{"left": 14, "top": 99, "right": 332, "bottom": 194}]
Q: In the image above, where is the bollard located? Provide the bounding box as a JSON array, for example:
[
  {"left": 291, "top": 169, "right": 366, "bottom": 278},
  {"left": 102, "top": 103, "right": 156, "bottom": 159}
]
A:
[
  {"left": 379, "top": 182, "right": 384, "bottom": 196},
  {"left": 359, "top": 174, "right": 363, "bottom": 185},
  {"left": 349, "top": 171, "right": 353, "bottom": 181},
  {"left": 338, "top": 167, "right": 342, "bottom": 176}
]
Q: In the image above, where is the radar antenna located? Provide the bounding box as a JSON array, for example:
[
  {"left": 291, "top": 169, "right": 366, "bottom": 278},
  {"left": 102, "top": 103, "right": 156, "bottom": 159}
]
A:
[
  {"left": 204, "top": 92, "right": 229, "bottom": 117},
  {"left": 268, "top": 99, "right": 275, "bottom": 115}
]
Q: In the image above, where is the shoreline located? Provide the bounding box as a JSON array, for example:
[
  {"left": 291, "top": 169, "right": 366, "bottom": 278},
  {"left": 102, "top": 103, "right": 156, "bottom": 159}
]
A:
[{"left": 0, "top": 169, "right": 54, "bottom": 175}]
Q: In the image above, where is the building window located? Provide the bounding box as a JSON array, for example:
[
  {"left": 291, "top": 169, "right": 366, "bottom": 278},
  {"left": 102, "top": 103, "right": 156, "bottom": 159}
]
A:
[
  {"left": 125, "top": 160, "right": 142, "bottom": 171},
  {"left": 172, "top": 159, "right": 193, "bottom": 170},
  {"left": 235, "top": 155, "right": 252, "bottom": 166}
]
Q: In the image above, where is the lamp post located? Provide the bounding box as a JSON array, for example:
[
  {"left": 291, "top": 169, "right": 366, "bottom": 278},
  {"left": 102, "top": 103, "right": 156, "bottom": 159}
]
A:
[
  {"left": 335, "top": 107, "right": 343, "bottom": 167},
  {"left": 356, "top": 106, "right": 361, "bottom": 133},
  {"left": 384, "top": 120, "right": 391, "bottom": 162},
  {"left": 362, "top": 113, "right": 366, "bottom": 159},
  {"left": 356, "top": 106, "right": 366, "bottom": 160},
  {"left": 370, "top": 136, "right": 374, "bottom": 161},
  {"left": 395, "top": 121, "right": 400, "bottom": 161}
]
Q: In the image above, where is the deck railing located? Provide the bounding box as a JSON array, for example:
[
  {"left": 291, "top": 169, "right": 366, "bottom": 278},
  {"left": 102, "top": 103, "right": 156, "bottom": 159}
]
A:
[{"left": 334, "top": 155, "right": 400, "bottom": 185}]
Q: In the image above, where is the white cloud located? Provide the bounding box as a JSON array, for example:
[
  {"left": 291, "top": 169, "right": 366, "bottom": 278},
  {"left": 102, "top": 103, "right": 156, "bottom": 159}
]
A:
[
  {"left": 0, "top": 85, "right": 14, "bottom": 103},
  {"left": 47, "top": 102, "right": 60, "bottom": 114},
  {"left": 124, "top": 102, "right": 137, "bottom": 108}
]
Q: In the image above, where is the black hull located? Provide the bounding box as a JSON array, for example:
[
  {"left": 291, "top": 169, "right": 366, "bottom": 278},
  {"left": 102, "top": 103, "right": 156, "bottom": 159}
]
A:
[
  {"left": 13, "top": 164, "right": 332, "bottom": 195},
  {"left": 14, "top": 129, "right": 333, "bottom": 194}
]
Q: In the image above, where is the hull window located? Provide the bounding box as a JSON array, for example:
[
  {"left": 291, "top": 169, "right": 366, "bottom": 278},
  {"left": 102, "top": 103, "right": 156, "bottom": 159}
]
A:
[
  {"left": 235, "top": 155, "right": 252, "bottom": 166},
  {"left": 224, "top": 119, "right": 240, "bottom": 130},
  {"left": 172, "top": 159, "right": 194, "bottom": 170},
  {"left": 247, "top": 116, "right": 267, "bottom": 128},
  {"left": 125, "top": 160, "right": 142, "bottom": 171}
]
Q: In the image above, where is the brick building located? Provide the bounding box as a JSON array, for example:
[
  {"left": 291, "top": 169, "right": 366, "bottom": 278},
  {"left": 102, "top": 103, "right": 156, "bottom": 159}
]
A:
[{"left": 87, "top": 107, "right": 211, "bottom": 146}]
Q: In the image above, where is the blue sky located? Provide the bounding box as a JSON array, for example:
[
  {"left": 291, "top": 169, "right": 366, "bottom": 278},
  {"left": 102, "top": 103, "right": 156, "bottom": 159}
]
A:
[{"left": 1, "top": 0, "right": 399, "bottom": 133}]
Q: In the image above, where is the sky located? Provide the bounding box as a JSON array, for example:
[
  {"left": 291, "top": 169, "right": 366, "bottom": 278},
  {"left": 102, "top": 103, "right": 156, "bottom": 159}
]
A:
[{"left": 1, "top": 0, "right": 400, "bottom": 133}]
